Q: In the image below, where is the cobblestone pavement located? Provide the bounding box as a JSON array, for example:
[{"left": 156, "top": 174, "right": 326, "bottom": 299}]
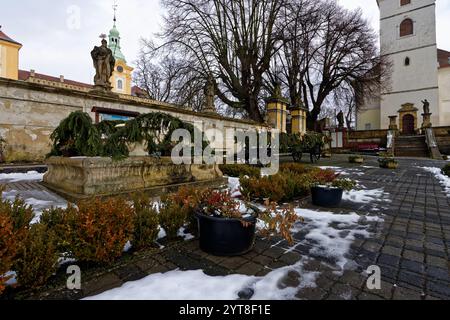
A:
[{"left": 1, "top": 155, "right": 449, "bottom": 300}]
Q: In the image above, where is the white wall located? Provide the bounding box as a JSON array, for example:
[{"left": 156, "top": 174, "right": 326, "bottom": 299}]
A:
[
  {"left": 378, "top": 0, "right": 439, "bottom": 129},
  {"left": 380, "top": 88, "right": 439, "bottom": 128},
  {"left": 439, "top": 67, "right": 450, "bottom": 126},
  {"left": 378, "top": 0, "right": 436, "bottom": 21}
]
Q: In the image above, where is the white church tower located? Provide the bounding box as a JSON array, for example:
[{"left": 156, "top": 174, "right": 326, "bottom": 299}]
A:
[{"left": 378, "top": 0, "right": 439, "bottom": 133}]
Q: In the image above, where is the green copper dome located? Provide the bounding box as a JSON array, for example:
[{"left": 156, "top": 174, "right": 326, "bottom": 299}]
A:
[{"left": 108, "top": 24, "right": 126, "bottom": 63}]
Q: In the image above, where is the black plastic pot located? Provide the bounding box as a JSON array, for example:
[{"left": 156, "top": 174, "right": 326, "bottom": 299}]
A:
[
  {"left": 311, "top": 186, "right": 343, "bottom": 207},
  {"left": 196, "top": 213, "right": 256, "bottom": 256}
]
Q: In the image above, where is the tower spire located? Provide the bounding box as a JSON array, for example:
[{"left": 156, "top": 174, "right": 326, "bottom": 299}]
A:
[
  {"left": 108, "top": 0, "right": 126, "bottom": 63},
  {"left": 113, "top": 0, "right": 118, "bottom": 27}
]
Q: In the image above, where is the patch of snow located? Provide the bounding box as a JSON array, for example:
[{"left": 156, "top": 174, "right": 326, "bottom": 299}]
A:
[
  {"left": 157, "top": 227, "right": 167, "bottom": 239},
  {"left": 420, "top": 167, "right": 450, "bottom": 196},
  {"left": 293, "top": 208, "right": 382, "bottom": 274},
  {"left": 178, "top": 227, "right": 195, "bottom": 241},
  {"left": 0, "top": 171, "right": 45, "bottom": 183},
  {"left": 1, "top": 271, "right": 17, "bottom": 286},
  {"left": 228, "top": 177, "right": 241, "bottom": 197},
  {"left": 342, "top": 188, "right": 390, "bottom": 204},
  {"left": 123, "top": 241, "right": 132, "bottom": 253},
  {"left": 318, "top": 166, "right": 363, "bottom": 177},
  {"left": 85, "top": 270, "right": 257, "bottom": 300},
  {"left": 58, "top": 254, "right": 77, "bottom": 266},
  {"left": 318, "top": 166, "right": 341, "bottom": 171},
  {"left": 85, "top": 257, "right": 318, "bottom": 301}
]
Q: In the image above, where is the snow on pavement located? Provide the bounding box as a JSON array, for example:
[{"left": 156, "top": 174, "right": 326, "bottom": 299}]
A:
[
  {"left": 420, "top": 167, "right": 450, "bottom": 196},
  {"left": 1, "top": 171, "right": 68, "bottom": 223},
  {"left": 85, "top": 257, "right": 319, "bottom": 300},
  {"left": 291, "top": 208, "right": 381, "bottom": 273},
  {"left": 318, "top": 166, "right": 364, "bottom": 177},
  {"left": 343, "top": 188, "right": 390, "bottom": 204},
  {"left": 0, "top": 171, "right": 45, "bottom": 183},
  {"left": 2, "top": 189, "right": 68, "bottom": 223}
]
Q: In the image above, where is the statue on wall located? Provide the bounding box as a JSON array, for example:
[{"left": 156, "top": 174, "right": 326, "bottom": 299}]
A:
[
  {"left": 202, "top": 74, "right": 217, "bottom": 114},
  {"left": 315, "top": 118, "right": 328, "bottom": 133},
  {"left": 422, "top": 99, "right": 430, "bottom": 114},
  {"left": 91, "top": 38, "right": 115, "bottom": 91},
  {"left": 337, "top": 110, "right": 345, "bottom": 128}
]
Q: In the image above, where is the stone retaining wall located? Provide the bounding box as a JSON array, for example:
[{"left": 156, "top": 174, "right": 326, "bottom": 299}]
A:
[
  {"left": 347, "top": 130, "right": 388, "bottom": 149},
  {"left": 0, "top": 78, "right": 266, "bottom": 163},
  {"left": 433, "top": 126, "right": 450, "bottom": 155}
]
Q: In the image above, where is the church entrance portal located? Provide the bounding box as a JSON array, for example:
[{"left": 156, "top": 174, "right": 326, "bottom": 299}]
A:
[{"left": 402, "top": 114, "right": 415, "bottom": 135}]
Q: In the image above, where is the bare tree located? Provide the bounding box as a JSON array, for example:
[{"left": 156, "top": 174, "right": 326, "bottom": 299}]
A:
[
  {"left": 134, "top": 39, "right": 206, "bottom": 111},
  {"left": 160, "top": 0, "right": 286, "bottom": 122},
  {"left": 271, "top": 0, "right": 387, "bottom": 129}
]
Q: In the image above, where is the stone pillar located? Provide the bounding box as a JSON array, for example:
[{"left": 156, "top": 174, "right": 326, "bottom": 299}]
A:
[
  {"left": 290, "top": 104, "right": 308, "bottom": 136},
  {"left": 389, "top": 116, "right": 398, "bottom": 131},
  {"left": 266, "top": 83, "right": 289, "bottom": 133},
  {"left": 421, "top": 113, "right": 432, "bottom": 130}
]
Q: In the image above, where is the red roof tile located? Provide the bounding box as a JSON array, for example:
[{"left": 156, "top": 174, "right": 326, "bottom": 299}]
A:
[
  {"left": 18, "top": 70, "right": 93, "bottom": 89},
  {"left": 438, "top": 49, "right": 450, "bottom": 69},
  {"left": 131, "top": 85, "right": 150, "bottom": 98},
  {"left": 0, "top": 30, "right": 21, "bottom": 46}
]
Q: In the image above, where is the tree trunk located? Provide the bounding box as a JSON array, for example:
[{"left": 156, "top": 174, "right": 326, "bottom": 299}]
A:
[{"left": 248, "top": 96, "right": 264, "bottom": 123}]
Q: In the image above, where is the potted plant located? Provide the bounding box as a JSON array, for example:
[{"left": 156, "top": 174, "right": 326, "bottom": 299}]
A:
[
  {"left": 311, "top": 178, "right": 356, "bottom": 207},
  {"left": 195, "top": 190, "right": 297, "bottom": 256},
  {"left": 349, "top": 155, "right": 364, "bottom": 164},
  {"left": 195, "top": 190, "right": 257, "bottom": 256},
  {"left": 378, "top": 152, "right": 398, "bottom": 169}
]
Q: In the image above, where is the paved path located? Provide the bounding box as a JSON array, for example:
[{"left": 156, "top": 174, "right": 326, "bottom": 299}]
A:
[
  {"left": 2, "top": 156, "right": 449, "bottom": 300},
  {"left": 302, "top": 155, "right": 450, "bottom": 300}
]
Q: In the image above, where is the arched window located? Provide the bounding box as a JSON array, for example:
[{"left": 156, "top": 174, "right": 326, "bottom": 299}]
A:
[
  {"left": 405, "top": 57, "right": 410, "bottom": 66},
  {"left": 400, "top": 19, "right": 414, "bottom": 37},
  {"left": 400, "top": 0, "right": 411, "bottom": 6},
  {"left": 117, "top": 79, "right": 123, "bottom": 90}
]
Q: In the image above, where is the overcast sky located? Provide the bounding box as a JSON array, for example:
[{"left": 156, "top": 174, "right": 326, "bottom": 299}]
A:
[{"left": 1, "top": 0, "right": 449, "bottom": 84}]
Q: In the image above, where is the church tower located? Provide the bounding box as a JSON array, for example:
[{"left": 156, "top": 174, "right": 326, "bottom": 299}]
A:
[
  {"left": 378, "top": 0, "right": 439, "bottom": 133},
  {"left": 108, "top": 5, "right": 133, "bottom": 95}
]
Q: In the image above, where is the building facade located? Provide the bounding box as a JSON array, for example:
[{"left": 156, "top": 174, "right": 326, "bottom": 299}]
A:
[
  {"left": 357, "top": 0, "right": 450, "bottom": 132},
  {"left": 0, "top": 28, "right": 22, "bottom": 81}
]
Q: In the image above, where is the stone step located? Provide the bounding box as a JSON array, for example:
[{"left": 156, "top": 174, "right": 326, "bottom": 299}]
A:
[
  {"left": 394, "top": 135, "right": 429, "bottom": 158},
  {"left": 396, "top": 143, "right": 428, "bottom": 148}
]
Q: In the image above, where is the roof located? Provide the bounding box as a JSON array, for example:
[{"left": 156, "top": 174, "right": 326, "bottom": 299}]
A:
[
  {"left": 131, "top": 86, "right": 150, "bottom": 98},
  {"left": 438, "top": 49, "right": 450, "bottom": 69},
  {"left": 18, "top": 70, "right": 93, "bottom": 89},
  {"left": 0, "top": 30, "right": 22, "bottom": 46},
  {"left": 18, "top": 71, "right": 146, "bottom": 97}
]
